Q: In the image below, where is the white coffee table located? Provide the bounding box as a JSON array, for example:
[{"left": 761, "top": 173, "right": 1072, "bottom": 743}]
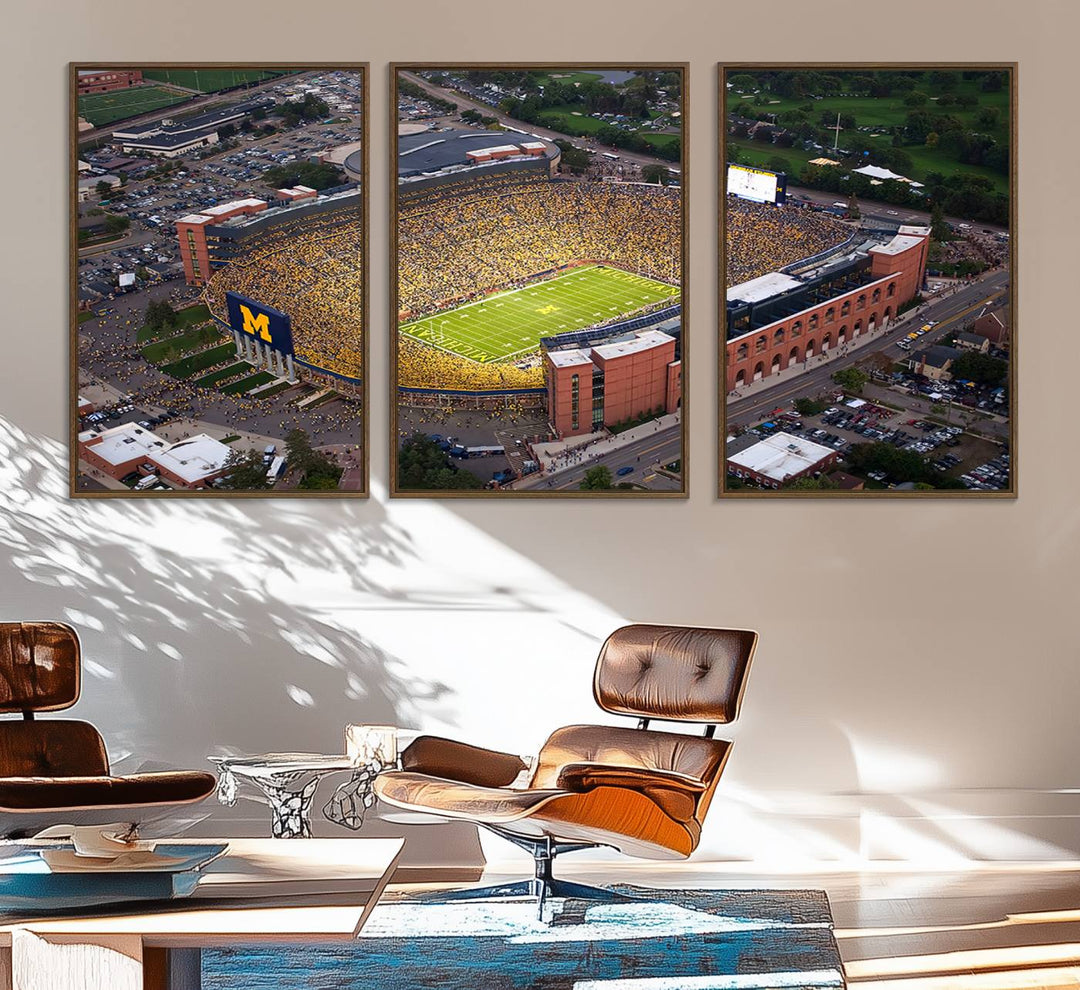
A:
[{"left": 0, "top": 836, "right": 404, "bottom": 990}]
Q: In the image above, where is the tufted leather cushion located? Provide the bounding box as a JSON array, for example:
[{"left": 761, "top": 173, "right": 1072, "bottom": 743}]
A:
[
  {"left": 594, "top": 624, "right": 757, "bottom": 723},
  {"left": 0, "top": 720, "right": 108, "bottom": 777},
  {"left": 0, "top": 771, "right": 217, "bottom": 812},
  {"left": 401, "top": 736, "right": 528, "bottom": 789},
  {"left": 0, "top": 622, "right": 80, "bottom": 714}
]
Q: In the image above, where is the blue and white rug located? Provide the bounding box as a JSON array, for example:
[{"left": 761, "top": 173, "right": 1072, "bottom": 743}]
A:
[{"left": 204, "top": 886, "right": 844, "bottom": 989}]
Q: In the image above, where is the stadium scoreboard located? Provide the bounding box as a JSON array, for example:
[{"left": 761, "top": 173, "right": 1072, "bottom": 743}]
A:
[
  {"left": 727, "top": 164, "right": 787, "bottom": 205},
  {"left": 226, "top": 291, "right": 294, "bottom": 356}
]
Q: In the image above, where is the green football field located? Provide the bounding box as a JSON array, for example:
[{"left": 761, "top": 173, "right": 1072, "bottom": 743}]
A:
[
  {"left": 78, "top": 86, "right": 190, "bottom": 127},
  {"left": 400, "top": 265, "right": 679, "bottom": 363},
  {"left": 141, "top": 69, "right": 281, "bottom": 93}
]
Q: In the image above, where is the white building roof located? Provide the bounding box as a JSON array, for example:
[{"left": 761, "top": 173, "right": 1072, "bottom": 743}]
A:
[
  {"left": 153, "top": 434, "right": 231, "bottom": 484},
  {"left": 82, "top": 423, "right": 165, "bottom": 466},
  {"left": 898, "top": 224, "right": 932, "bottom": 237},
  {"left": 727, "top": 271, "right": 803, "bottom": 304},
  {"left": 727, "top": 431, "right": 834, "bottom": 484},
  {"left": 870, "top": 234, "right": 924, "bottom": 257},
  {"left": 200, "top": 198, "right": 265, "bottom": 217},
  {"left": 547, "top": 348, "right": 594, "bottom": 369},
  {"left": 591, "top": 329, "right": 674, "bottom": 360}
]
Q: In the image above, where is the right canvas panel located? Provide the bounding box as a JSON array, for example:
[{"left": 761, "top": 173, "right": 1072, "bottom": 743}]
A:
[{"left": 721, "top": 65, "right": 1015, "bottom": 496}]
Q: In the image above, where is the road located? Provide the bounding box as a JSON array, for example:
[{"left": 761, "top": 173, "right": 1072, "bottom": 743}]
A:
[
  {"left": 727, "top": 268, "right": 1010, "bottom": 429},
  {"left": 77, "top": 71, "right": 314, "bottom": 146},
  {"left": 518, "top": 425, "right": 682, "bottom": 491},
  {"left": 400, "top": 71, "right": 678, "bottom": 172},
  {"left": 784, "top": 185, "right": 1008, "bottom": 234}
]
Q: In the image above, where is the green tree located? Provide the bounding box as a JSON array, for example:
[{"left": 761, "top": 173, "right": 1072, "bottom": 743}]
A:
[
  {"left": 286, "top": 428, "right": 343, "bottom": 488},
  {"left": 104, "top": 214, "right": 130, "bottom": 235},
  {"left": 397, "top": 434, "right": 482, "bottom": 491},
  {"left": 95, "top": 180, "right": 113, "bottom": 198},
  {"left": 832, "top": 367, "right": 869, "bottom": 394},
  {"left": 951, "top": 351, "right": 1007, "bottom": 385},
  {"left": 579, "top": 466, "right": 614, "bottom": 491},
  {"left": 903, "top": 90, "right": 929, "bottom": 108},
  {"left": 642, "top": 163, "right": 670, "bottom": 184},
  {"left": 794, "top": 397, "right": 826, "bottom": 416},
  {"left": 145, "top": 299, "right": 178, "bottom": 332},
  {"left": 218, "top": 448, "right": 270, "bottom": 491}
]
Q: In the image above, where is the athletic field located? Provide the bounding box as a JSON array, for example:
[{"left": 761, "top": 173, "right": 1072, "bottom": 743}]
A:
[
  {"left": 400, "top": 265, "right": 679, "bottom": 363},
  {"left": 141, "top": 69, "right": 281, "bottom": 93},
  {"left": 78, "top": 86, "right": 190, "bottom": 127}
]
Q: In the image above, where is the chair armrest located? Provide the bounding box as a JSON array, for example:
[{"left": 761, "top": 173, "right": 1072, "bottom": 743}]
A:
[
  {"left": 556, "top": 763, "right": 707, "bottom": 823},
  {"left": 400, "top": 735, "right": 529, "bottom": 789}
]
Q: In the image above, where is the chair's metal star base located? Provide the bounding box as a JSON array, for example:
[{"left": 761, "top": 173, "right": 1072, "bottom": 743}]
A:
[{"left": 409, "top": 828, "right": 638, "bottom": 921}]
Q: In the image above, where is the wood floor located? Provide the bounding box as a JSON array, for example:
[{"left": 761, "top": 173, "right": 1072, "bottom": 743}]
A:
[{"left": 434, "top": 860, "right": 1080, "bottom": 989}]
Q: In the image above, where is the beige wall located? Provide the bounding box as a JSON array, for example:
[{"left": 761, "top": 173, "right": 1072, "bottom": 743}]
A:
[{"left": 0, "top": 0, "right": 1077, "bottom": 864}]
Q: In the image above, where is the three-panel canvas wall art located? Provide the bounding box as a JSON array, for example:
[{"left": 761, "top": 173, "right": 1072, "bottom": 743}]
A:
[{"left": 70, "top": 63, "right": 1014, "bottom": 498}]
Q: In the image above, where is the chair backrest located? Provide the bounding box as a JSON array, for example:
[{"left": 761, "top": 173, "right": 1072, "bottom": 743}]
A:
[
  {"left": 593, "top": 624, "right": 757, "bottom": 725},
  {"left": 0, "top": 622, "right": 81, "bottom": 716},
  {"left": 0, "top": 624, "right": 108, "bottom": 777}
]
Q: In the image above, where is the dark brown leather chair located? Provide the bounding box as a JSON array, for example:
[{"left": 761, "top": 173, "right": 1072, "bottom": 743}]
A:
[
  {"left": 375, "top": 624, "right": 757, "bottom": 911},
  {"left": 0, "top": 622, "right": 216, "bottom": 837}
]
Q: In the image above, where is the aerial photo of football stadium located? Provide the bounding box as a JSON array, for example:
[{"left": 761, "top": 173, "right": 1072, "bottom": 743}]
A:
[
  {"left": 722, "top": 65, "right": 1013, "bottom": 496},
  {"left": 392, "top": 65, "right": 686, "bottom": 495},
  {"left": 72, "top": 64, "right": 367, "bottom": 495}
]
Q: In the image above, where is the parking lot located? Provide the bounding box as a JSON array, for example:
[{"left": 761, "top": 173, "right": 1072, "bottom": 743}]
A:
[{"left": 743, "top": 399, "right": 1009, "bottom": 491}]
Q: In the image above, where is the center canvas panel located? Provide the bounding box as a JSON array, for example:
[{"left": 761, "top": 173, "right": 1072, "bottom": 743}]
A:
[{"left": 391, "top": 64, "right": 687, "bottom": 496}]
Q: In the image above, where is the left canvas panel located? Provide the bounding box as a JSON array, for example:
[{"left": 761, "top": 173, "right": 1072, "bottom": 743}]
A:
[{"left": 71, "top": 64, "right": 368, "bottom": 496}]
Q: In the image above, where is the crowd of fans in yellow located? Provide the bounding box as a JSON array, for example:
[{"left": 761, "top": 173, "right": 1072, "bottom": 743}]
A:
[
  {"left": 396, "top": 173, "right": 680, "bottom": 392},
  {"left": 204, "top": 210, "right": 363, "bottom": 381},
  {"left": 726, "top": 196, "right": 849, "bottom": 286}
]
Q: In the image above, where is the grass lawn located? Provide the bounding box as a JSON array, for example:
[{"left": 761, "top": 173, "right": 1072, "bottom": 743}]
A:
[
  {"left": 141, "top": 325, "right": 224, "bottom": 364},
  {"left": 78, "top": 86, "right": 190, "bottom": 127},
  {"left": 191, "top": 362, "right": 252, "bottom": 388},
  {"left": 222, "top": 372, "right": 276, "bottom": 395},
  {"left": 161, "top": 342, "right": 238, "bottom": 379},
  {"left": 77, "top": 311, "right": 97, "bottom": 324},
  {"left": 534, "top": 71, "right": 605, "bottom": 87},
  {"left": 641, "top": 133, "right": 681, "bottom": 152},
  {"left": 727, "top": 71, "right": 1010, "bottom": 193},
  {"left": 140, "top": 69, "right": 279, "bottom": 93},
  {"left": 400, "top": 264, "right": 679, "bottom": 363},
  {"left": 538, "top": 107, "right": 608, "bottom": 136},
  {"left": 253, "top": 382, "right": 294, "bottom": 399},
  {"left": 727, "top": 139, "right": 814, "bottom": 176}
]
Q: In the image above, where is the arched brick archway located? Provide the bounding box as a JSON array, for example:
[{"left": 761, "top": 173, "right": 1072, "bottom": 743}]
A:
[
  {"left": 868, "top": 312, "right": 879, "bottom": 332},
  {"left": 805, "top": 338, "right": 817, "bottom": 359},
  {"left": 789, "top": 344, "right": 801, "bottom": 365},
  {"left": 839, "top": 324, "right": 848, "bottom": 344},
  {"left": 735, "top": 369, "right": 746, "bottom": 387},
  {"left": 753, "top": 361, "right": 764, "bottom": 382},
  {"left": 822, "top": 332, "right": 832, "bottom": 352},
  {"left": 771, "top": 354, "right": 782, "bottom": 374},
  {"left": 854, "top": 319, "right": 863, "bottom": 337}
]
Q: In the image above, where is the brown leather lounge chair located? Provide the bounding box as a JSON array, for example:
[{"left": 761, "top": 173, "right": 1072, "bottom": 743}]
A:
[
  {"left": 375, "top": 623, "right": 757, "bottom": 913},
  {"left": 0, "top": 622, "right": 217, "bottom": 838}
]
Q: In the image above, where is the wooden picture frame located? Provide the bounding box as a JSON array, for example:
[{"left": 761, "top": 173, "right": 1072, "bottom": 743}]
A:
[
  {"left": 390, "top": 63, "right": 688, "bottom": 498},
  {"left": 719, "top": 63, "right": 1016, "bottom": 497},
  {"left": 71, "top": 63, "right": 369, "bottom": 498}
]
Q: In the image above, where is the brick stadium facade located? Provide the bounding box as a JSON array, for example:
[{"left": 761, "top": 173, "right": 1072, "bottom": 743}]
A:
[
  {"left": 177, "top": 199, "right": 268, "bottom": 286},
  {"left": 725, "top": 230, "right": 929, "bottom": 392},
  {"left": 546, "top": 329, "right": 681, "bottom": 438},
  {"left": 77, "top": 69, "right": 143, "bottom": 94}
]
